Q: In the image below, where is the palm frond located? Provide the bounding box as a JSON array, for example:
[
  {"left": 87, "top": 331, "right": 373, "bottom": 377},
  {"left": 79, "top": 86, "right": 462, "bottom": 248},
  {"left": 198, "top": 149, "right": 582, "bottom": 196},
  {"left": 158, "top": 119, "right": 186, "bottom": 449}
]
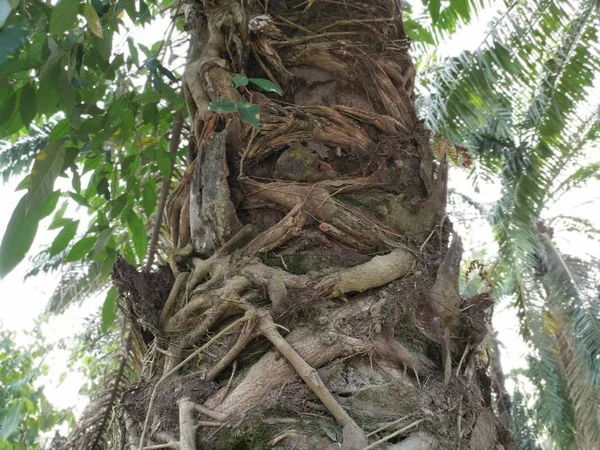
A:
[
  {"left": 47, "top": 260, "right": 112, "bottom": 314},
  {"left": 61, "top": 331, "right": 134, "bottom": 450},
  {"left": 510, "top": 388, "right": 544, "bottom": 450},
  {"left": 0, "top": 120, "right": 58, "bottom": 182}
]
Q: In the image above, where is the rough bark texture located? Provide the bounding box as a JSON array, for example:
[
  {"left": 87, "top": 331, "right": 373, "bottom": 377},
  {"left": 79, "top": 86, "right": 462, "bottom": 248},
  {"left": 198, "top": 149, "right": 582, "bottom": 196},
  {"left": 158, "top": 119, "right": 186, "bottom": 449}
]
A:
[{"left": 114, "top": 1, "right": 516, "bottom": 449}]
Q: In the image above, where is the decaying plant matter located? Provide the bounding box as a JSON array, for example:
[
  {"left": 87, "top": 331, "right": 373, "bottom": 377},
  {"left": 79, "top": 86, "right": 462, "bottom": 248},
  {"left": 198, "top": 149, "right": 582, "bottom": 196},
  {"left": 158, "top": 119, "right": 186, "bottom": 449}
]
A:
[{"left": 105, "top": 1, "right": 516, "bottom": 448}]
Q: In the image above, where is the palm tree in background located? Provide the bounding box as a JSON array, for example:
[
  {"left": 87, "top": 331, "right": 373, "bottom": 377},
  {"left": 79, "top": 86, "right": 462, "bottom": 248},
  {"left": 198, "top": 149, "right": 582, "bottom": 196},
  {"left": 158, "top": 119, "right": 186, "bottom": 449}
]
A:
[{"left": 422, "top": 0, "right": 600, "bottom": 447}]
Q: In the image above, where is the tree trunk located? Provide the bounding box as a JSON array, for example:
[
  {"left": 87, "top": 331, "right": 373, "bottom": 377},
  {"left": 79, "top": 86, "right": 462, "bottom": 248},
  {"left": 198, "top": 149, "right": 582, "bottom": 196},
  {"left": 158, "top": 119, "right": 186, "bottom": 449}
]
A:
[{"left": 115, "top": 1, "right": 516, "bottom": 449}]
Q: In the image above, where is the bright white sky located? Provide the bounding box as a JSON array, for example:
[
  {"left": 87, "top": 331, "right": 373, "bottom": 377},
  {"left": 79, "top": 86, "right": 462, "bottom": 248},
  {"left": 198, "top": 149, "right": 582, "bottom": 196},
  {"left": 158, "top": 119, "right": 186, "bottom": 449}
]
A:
[{"left": 0, "top": 0, "right": 598, "bottom": 423}]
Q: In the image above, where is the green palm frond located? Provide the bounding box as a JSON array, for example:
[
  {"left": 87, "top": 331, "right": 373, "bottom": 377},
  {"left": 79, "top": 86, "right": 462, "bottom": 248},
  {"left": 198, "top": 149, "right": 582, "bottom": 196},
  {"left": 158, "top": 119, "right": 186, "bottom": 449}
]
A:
[
  {"left": 0, "top": 119, "right": 58, "bottom": 182},
  {"left": 510, "top": 388, "right": 544, "bottom": 450},
  {"left": 61, "top": 331, "right": 135, "bottom": 450},
  {"left": 47, "top": 260, "right": 112, "bottom": 314}
]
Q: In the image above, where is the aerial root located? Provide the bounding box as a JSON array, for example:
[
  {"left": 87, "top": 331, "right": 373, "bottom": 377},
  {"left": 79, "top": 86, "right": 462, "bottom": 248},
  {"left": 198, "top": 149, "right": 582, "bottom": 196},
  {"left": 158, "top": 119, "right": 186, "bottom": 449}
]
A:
[
  {"left": 258, "top": 312, "right": 368, "bottom": 449},
  {"left": 361, "top": 419, "right": 429, "bottom": 450},
  {"left": 316, "top": 248, "right": 415, "bottom": 299},
  {"left": 138, "top": 314, "right": 252, "bottom": 450},
  {"left": 167, "top": 244, "right": 194, "bottom": 277},
  {"left": 205, "top": 320, "right": 257, "bottom": 382},
  {"left": 178, "top": 398, "right": 196, "bottom": 450},
  {"left": 159, "top": 272, "right": 189, "bottom": 328}
]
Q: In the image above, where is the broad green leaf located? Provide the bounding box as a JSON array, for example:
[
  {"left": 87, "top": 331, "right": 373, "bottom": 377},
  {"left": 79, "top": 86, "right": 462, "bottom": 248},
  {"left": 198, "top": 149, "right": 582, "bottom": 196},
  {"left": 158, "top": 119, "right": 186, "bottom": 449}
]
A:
[
  {"left": 93, "top": 228, "right": 111, "bottom": 257},
  {"left": 49, "top": 119, "right": 72, "bottom": 140},
  {"left": 142, "top": 178, "right": 157, "bottom": 216},
  {"left": 123, "top": 0, "right": 136, "bottom": 22},
  {"left": 138, "top": 0, "right": 149, "bottom": 24},
  {"left": 122, "top": 241, "right": 136, "bottom": 265},
  {"left": 110, "top": 194, "right": 128, "bottom": 219},
  {"left": 145, "top": 57, "right": 159, "bottom": 72},
  {"left": 236, "top": 101, "right": 260, "bottom": 128},
  {"left": 0, "top": 400, "right": 22, "bottom": 439},
  {"left": 25, "top": 141, "right": 66, "bottom": 214},
  {"left": 152, "top": 72, "right": 162, "bottom": 92},
  {"left": 233, "top": 74, "right": 249, "bottom": 88},
  {"left": 156, "top": 146, "right": 171, "bottom": 177},
  {"left": 37, "top": 65, "right": 60, "bottom": 116},
  {"left": 0, "top": 195, "right": 40, "bottom": 278},
  {"left": 49, "top": 221, "right": 79, "bottom": 256},
  {"left": 0, "top": 59, "right": 40, "bottom": 79},
  {"left": 65, "top": 236, "right": 96, "bottom": 262},
  {"left": 0, "top": 90, "right": 16, "bottom": 125},
  {"left": 101, "top": 286, "right": 117, "bottom": 333},
  {"left": 452, "top": 0, "right": 470, "bottom": 21},
  {"left": 39, "top": 190, "right": 60, "bottom": 218},
  {"left": 428, "top": 0, "right": 440, "bottom": 24},
  {"left": 121, "top": 108, "right": 134, "bottom": 140},
  {"left": 49, "top": 0, "right": 80, "bottom": 35},
  {"left": 125, "top": 210, "right": 147, "bottom": 261},
  {"left": 158, "top": 64, "right": 177, "bottom": 81},
  {"left": 127, "top": 37, "right": 139, "bottom": 66},
  {"left": 249, "top": 78, "right": 282, "bottom": 95},
  {"left": 0, "top": 25, "right": 28, "bottom": 67},
  {"left": 142, "top": 102, "right": 158, "bottom": 126},
  {"left": 83, "top": 3, "right": 103, "bottom": 38},
  {"left": 209, "top": 99, "right": 236, "bottom": 113},
  {"left": 404, "top": 18, "right": 435, "bottom": 45},
  {"left": 19, "top": 84, "right": 36, "bottom": 129}
]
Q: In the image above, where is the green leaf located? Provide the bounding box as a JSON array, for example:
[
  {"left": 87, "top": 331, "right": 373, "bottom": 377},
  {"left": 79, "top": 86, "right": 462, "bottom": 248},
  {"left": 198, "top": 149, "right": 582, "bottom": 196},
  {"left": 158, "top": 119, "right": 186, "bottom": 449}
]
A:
[
  {"left": 0, "top": 400, "right": 22, "bottom": 439},
  {"left": 404, "top": 18, "right": 435, "bottom": 45},
  {"left": 428, "top": 0, "right": 440, "bottom": 24},
  {"left": 125, "top": 210, "right": 147, "bottom": 262},
  {"left": 65, "top": 236, "right": 96, "bottom": 262},
  {"left": 142, "top": 178, "right": 157, "bottom": 216},
  {"left": 93, "top": 227, "right": 111, "bottom": 257},
  {"left": 145, "top": 57, "right": 159, "bottom": 72},
  {"left": 49, "top": 221, "right": 79, "bottom": 256},
  {"left": 49, "top": 119, "right": 72, "bottom": 140},
  {"left": 452, "top": 0, "right": 470, "bottom": 21},
  {"left": 0, "top": 59, "right": 39, "bottom": 79},
  {"left": 233, "top": 74, "right": 249, "bottom": 88},
  {"left": 83, "top": 3, "right": 103, "bottom": 38},
  {"left": 127, "top": 37, "right": 139, "bottom": 66},
  {"left": 142, "top": 102, "right": 158, "bottom": 126},
  {"left": 0, "top": 90, "right": 16, "bottom": 125},
  {"left": 25, "top": 140, "right": 66, "bottom": 214},
  {"left": 158, "top": 64, "right": 177, "bottom": 81},
  {"left": 101, "top": 286, "right": 117, "bottom": 333},
  {"left": 236, "top": 101, "right": 260, "bottom": 128},
  {"left": 0, "top": 25, "right": 28, "bottom": 67},
  {"left": 49, "top": 0, "right": 80, "bottom": 35},
  {"left": 19, "top": 84, "right": 36, "bottom": 129},
  {"left": 138, "top": 0, "right": 149, "bottom": 23},
  {"left": 37, "top": 65, "right": 60, "bottom": 116},
  {"left": 121, "top": 108, "right": 134, "bottom": 141},
  {"left": 209, "top": 99, "right": 236, "bottom": 113},
  {"left": 152, "top": 72, "right": 162, "bottom": 92},
  {"left": 0, "top": 195, "right": 40, "bottom": 278},
  {"left": 248, "top": 78, "right": 282, "bottom": 95},
  {"left": 156, "top": 146, "right": 171, "bottom": 177}
]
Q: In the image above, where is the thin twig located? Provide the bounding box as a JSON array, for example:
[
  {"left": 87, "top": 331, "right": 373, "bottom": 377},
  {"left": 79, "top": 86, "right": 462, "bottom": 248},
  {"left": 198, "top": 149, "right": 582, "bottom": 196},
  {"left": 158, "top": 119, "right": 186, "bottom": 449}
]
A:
[
  {"left": 146, "top": 110, "right": 184, "bottom": 270},
  {"left": 361, "top": 418, "right": 426, "bottom": 450}
]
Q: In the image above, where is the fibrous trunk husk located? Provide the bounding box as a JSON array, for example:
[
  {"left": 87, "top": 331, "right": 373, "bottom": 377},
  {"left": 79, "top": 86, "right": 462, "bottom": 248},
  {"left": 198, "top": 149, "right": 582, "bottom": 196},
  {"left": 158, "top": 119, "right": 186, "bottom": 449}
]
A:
[{"left": 111, "top": 1, "right": 516, "bottom": 449}]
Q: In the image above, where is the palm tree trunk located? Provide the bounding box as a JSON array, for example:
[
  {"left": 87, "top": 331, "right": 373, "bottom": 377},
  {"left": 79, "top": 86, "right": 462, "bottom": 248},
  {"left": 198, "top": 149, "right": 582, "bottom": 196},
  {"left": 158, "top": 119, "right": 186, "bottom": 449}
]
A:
[{"left": 116, "top": 1, "right": 517, "bottom": 448}]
